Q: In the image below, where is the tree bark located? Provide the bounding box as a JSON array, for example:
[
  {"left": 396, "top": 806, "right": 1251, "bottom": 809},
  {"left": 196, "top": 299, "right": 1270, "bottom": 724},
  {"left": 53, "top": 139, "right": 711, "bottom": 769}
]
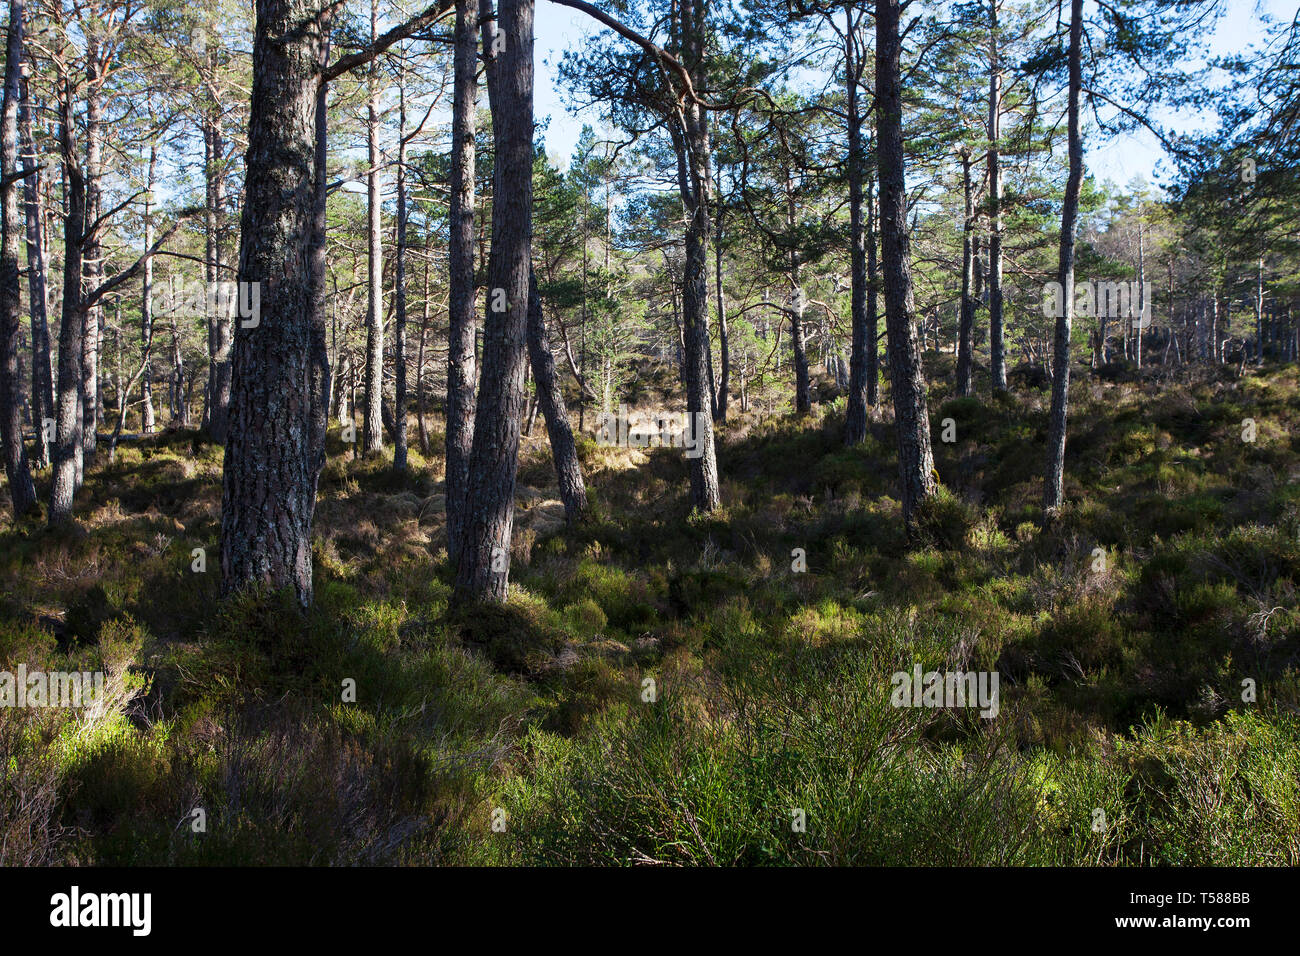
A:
[
  {"left": 416, "top": 255, "right": 431, "bottom": 454},
  {"left": 790, "top": 288, "right": 811, "bottom": 415},
  {"left": 82, "top": 41, "right": 104, "bottom": 466},
  {"left": 220, "top": 0, "right": 329, "bottom": 606},
  {"left": 203, "top": 119, "right": 215, "bottom": 431},
  {"left": 18, "top": 60, "right": 49, "bottom": 467},
  {"left": 107, "top": 333, "right": 153, "bottom": 462},
  {"left": 452, "top": 0, "right": 534, "bottom": 604},
  {"left": 526, "top": 268, "right": 587, "bottom": 523},
  {"left": 844, "top": 9, "right": 871, "bottom": 444},
  {"left": 208, "top": 97, "right": 233, "bottom": 444},
  {"left": 876, "top": 0, "right": 936, "bottom": 528},
  {"left": 1043, "top": 0, "right": 1083, "bottom": 516},
  {"left": 361, "top": 0, "right": 385, "bottom": 455},
  {"left": 0, "top": 0, "right": 36, "bottom": 516},
  {"left": 445, "top": 0, "right": 479, "bottom": 562},
  {"left": 1254, "top": 257, "right": 1264, "bottom": 365},
  {"left": 308, "top": 29, "right": 332, "bottom": 479},
  {"left": 713, "top": 153, "right": 729, "bottom": 422},
  {"left": 987, "top": 0, "right": 1007, "bottom": 391},
  {"left": 677, "top": 0, "right": 720, "bottom": 512},
  {"left": 957, "top": 148, "right": 976, "bottom": 397},
  {"left": 1135, "top": 218, "right": 1145, "bottom": 369},
  {"left": 867, "top": 178, "right": 879, "bottom": 407},
  {"left": 393, "top": 75, "right": 410, "bottom": 473},
  {"left": 50, "top": 75, "right": 86, "bottom": 524},
  {"left": 786, "top": 168, "right": 811, "bottom": 417},
  {"left": 141, "top": 141, "right": 157, "bottom": 435},
  {"left": 170, "top": 322, "right": 189, "bottom": 427}
]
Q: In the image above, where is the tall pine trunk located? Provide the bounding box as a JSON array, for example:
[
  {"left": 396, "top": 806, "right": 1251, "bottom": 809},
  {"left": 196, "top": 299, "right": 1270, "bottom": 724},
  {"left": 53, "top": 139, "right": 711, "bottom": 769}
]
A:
[
  {"left": 1043, "top": 0, "right": 1083, "bottom": 516},
  {"left": 713, "top": 154, "right": 729, "bottom": 422},
  {"left": 452, "top": 0, "right": 534, "bottom": 604},
  {"left": 393, "top": 78, "right": 410, "bottom": 474},
  {"left": 867, "top": 178, "right": 879, "bottom": 407},
  {"left": 170, "top": 321, "right": 189, "bottom": 426},
  {"left": 50, "top": 76, "right": 85, "bottom": 524},
  {"left": 0, "top": 0, "right": 36, "bottom": 516},
  {"left": 787, "top": 169, "right": 811, "bottom": 417},
  {"left": 987, "top": 0, "right": 1007, "bottom": 392},
  {"left": 141, "top": 142, "right": 157, "bottom": 435},
  {"left": 220, "top": 0, "right": 328, "bottom": 606},
  {"left": 1254, "top": 257, "right": 1264, "bottom": 365},
  {"left": 18, "top": 64, "right": 49, "bottom": 467},
  {"left": 876, "top": 0, "right": 936, "bottom": 528},
  {"left": 957, "top": 148, "right": 975, "bottom": 397},
  {"left": 82, "top": 44, "right": 103, "bottom": 466},
  {"left": 208, "top": 100, "right": 233, "bottom": 444},
  {"left": 308, "top": 29, "right": 331, "bottom": 481},
  {"left": 526, "top": 268, "right": 587, "bottom": 523},
  {"left": 844, "top": 11, "right": 872, "bottom": 444},
  {"left": 203, "top": 119, "right": 216, "bottom": 430},
  {"left": 678, "top": 0, "right": 720, "bottom": 512},
  {"left": 416, "top": 256, "right": 431, "bottom": 454},
  {"left": 445, "top": 0, "right": 479, "bottom": 562},
  {"left": 1135, "top": 219, "right": 1145, "bottom": 369},
  {"left": 361, "top": 0, "right": 385, "bottom": 455}
]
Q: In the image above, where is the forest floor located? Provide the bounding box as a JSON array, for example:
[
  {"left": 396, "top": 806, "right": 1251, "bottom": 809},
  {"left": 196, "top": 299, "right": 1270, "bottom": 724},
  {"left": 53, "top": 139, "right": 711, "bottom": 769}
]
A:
[{"left": 3, "top": 356, "right": 1300, "bottom": 865}]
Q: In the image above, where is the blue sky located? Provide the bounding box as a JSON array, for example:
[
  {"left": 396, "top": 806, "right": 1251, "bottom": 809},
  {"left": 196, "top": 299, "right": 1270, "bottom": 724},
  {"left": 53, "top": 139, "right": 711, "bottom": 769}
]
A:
[{"left": 531, "top": 0, "right": 1300, "bottom": 192}]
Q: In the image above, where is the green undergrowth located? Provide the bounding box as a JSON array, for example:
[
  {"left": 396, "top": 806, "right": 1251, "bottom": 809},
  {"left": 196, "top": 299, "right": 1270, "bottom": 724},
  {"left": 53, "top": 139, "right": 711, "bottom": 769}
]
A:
[{"left": 2, "top": 361, "right": 1298, "bottom": 865}]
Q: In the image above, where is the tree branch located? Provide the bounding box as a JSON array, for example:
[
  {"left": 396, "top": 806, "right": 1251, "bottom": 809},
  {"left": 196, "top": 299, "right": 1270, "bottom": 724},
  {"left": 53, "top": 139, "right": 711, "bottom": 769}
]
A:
[
  {"left": 546, "top": 0, "right": 701, "bottom": 106},
  {"left": 321, "top": 1, "right": 456, "bottom": 84},
  {"left": 84, "top": 209, "right": 201, "bottom": 313}
]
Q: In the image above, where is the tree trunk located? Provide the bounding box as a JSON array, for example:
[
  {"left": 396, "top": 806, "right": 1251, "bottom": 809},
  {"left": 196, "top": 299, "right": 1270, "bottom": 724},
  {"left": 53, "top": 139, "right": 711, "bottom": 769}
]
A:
[
  {"left": 170, "top": 322, "right": 189, "bottom": 426},
  {"left": 393, "top": 77, "right": 410, "bottom": 474},
  {"left": 220, "top": 0, "right": 329, "bottom": 606},
  {"left": 1201, "top": 293, "right": 1211, "bottom": 369},
  {"left": 957, "top": 149, "right": 975, "bottom": 397},
  {"left": 0, "top": 0, "right": 36, "bottom": 516},
  {"left": 203, "top": 119, "right": 216, "bottom": 431},
  {"left": 107, "top": 328, "right": 153, "bottom": 463},
  {"left": 1166, "top": 255, "right": 1177, "bottom": 366},
  {"left": 987, "top": 0, "right": 1007, "bottom": 392},
  {"left": 1043, "top": 0, "right": 1083, "bottom": 516},
  {"left": 452, "top": 0, "right": 534, "bottom": 604},
  {"left": 876, "top": 0, "right": 936, "bottom": 528},
  {"left": 867, "top": 179, "right": 879, "bottom": 407},
  {"left": 677, "top": 0, "right": 720, "bottom": 512},
  {"left": 18, "top": 63, "right": 49, "bottom": 467},
  {"left": 844, "top": 10, "right": 871, "bottom": 445},
  {"left": 335, "top": 355, "right": 350, "bottom": 421},
  {"left": 141, "top": 142, "right": 157, "bottom": 435},
  {"left": 713, "top": 154, "right": 729, "bottom": 423},
  {"left": 208, "top": 101, "right": 233, "bottom": 444},
  {"left": 308, "top": 30, "right": 332, "bottom": 480},
  {"left": 417, "top": 255, "right": 431, "bottom": 454},
  {"left": 50, "top": 76, "right": 85, "bottom": 524},
  {"left": 526, "top": 268, "right": 587, "bottom": 523},
  {"left": 361, "top": 0, "right": 385, "bottom": 455},
  {"left": 1255, "top": 257, "right": 1264, "bottom": 365},
  {"left": 82, "top": 43, "right": 104, "bottom": 466},
  {"left": 790, "top": 288, "right": 811, "bottom": 415},
  {"left": 785, "top": 166, "right": 811, "bottom": 417},
  {"left": 446, "top": 0, "right": 479, "bottom": 562}
]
